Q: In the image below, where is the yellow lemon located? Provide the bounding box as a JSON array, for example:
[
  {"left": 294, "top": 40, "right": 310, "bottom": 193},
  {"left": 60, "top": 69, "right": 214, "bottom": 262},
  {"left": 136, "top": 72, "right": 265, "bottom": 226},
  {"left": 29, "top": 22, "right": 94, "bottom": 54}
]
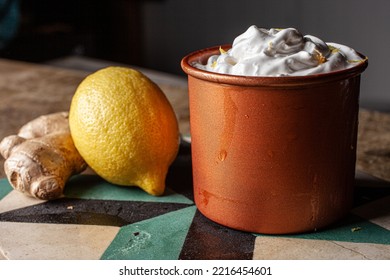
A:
[{"left": 69, "top": 66, "right": 179, "bottom": 195}]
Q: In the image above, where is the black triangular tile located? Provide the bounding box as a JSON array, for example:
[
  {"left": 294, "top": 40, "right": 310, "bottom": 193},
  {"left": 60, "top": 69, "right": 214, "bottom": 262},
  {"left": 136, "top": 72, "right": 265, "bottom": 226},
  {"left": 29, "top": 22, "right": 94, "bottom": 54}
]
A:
[
  {"left": 0, "top": 197, "right": 191, "bottom": 227},
  {"left": 179, "top": 210, "right": 256, "bottom": 260}
]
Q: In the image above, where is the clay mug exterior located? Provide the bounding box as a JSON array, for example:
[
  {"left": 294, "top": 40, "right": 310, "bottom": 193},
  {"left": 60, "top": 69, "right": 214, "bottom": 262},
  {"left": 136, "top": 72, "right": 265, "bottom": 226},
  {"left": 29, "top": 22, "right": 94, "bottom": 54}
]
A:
[{"left": 181, "top": 45, "right": 368, "bottom": 234}]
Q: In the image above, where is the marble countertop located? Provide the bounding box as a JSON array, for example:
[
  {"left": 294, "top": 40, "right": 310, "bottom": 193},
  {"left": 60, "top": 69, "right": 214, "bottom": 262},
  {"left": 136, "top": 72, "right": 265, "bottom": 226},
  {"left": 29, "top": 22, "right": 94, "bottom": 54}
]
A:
[{"left": 0, "top": 58, "right": 389, "bottom": 260}]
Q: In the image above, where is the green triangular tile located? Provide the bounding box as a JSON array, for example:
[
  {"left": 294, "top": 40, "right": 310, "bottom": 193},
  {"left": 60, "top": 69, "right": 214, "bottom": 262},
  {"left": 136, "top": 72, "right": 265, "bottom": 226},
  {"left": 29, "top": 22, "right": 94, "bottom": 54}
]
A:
[
  {"left": 64, "top": 175, "right": 193, "bottom": 204},
  {"left": 0, "top": 179, "right": 13, "bottom": 201},
  {"left": 255, "top": 214, "right": 390, "bottom": 245},
  {"left": 101, "top": 205, "right": 197, "bottom": 260}
]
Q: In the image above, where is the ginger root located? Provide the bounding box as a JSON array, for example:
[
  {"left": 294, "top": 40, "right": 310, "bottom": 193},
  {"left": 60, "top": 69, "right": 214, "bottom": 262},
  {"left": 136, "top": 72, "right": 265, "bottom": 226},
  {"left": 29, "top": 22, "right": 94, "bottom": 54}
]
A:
[{"left": 0, "top": 112, "right": 87, "bottom": 200}]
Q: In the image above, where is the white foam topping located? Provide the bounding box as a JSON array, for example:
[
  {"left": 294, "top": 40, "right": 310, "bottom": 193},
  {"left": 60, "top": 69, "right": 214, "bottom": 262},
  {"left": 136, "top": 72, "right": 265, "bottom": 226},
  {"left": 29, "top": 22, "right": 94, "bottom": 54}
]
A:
[{"left": 194, "top": 26, "right": 365, "bottom": 76}]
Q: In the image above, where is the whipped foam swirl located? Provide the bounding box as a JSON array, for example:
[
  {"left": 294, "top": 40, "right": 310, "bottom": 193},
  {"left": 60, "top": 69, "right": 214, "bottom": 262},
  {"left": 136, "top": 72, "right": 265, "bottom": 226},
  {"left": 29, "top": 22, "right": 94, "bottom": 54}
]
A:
[{"left": 194, "top": 26, "right": 365, "bottom": 76}]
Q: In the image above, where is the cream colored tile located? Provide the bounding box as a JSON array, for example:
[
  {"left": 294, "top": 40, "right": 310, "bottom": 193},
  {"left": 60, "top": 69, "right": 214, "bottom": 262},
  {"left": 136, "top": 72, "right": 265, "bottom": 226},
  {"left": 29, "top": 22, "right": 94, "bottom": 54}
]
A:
[
  {"left": 352, "top": 196, "right": 390, "bottom": 230},
  {"left": 333, "top": 241, "right": 390, "bottom": 260},
  {"left": 0, "top": 250, "right": 7, "bottom": 260},
  {"left": 253, "top": 236, "right": 389, "bottom": 260},
  {"left": 0, "top": 191, "right": 45, "bottom": 214},
  {"left": 0, "top": 222, "right": 120, "bottom": 259}
]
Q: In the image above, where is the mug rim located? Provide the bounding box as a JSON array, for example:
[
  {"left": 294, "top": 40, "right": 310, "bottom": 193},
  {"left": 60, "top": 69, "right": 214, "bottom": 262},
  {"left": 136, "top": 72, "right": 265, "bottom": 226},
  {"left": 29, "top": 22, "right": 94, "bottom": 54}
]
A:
[{"left": 181, "top": 44, "right": 368, "bottom": 87}]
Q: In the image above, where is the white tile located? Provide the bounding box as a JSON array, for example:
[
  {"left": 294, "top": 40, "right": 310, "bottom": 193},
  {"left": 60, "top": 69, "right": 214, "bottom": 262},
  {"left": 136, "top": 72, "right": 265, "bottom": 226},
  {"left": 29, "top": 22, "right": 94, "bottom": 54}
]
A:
[
  {"left": 253, "top": 236, "right": 389, "bottom": 260},
  {"left": 0, "top": 222, "right": 120, "bottom": 259},
  {"left": 0, "top": 191, "right": 45, "bottom": 214},
  {"left": 333, "top": 241, "right": 390, "bottom": 260},
  {"left": 0, "top": 250, "right": 6, "bottom": 260}
]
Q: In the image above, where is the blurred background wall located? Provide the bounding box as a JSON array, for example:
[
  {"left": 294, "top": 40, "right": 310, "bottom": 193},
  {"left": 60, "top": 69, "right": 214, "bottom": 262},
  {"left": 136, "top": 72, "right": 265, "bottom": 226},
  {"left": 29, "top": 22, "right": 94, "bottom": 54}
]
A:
[{"left": 0, "top": 0, "right": 389, "bottom": 111}]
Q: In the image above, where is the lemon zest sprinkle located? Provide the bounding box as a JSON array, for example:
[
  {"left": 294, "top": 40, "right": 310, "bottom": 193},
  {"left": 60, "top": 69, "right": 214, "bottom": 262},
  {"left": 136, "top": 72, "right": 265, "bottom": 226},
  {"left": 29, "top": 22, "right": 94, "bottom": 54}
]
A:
[
  {"left": 328, "top": 45, "right": 340, "bottom": 54},
  {"left": 219, "top": 46, "right": 227, "bottom": 54},
  {"left": 314, "top": 49, "right": 327, "bottom": 64},
  {"left": 348, "top": 57, "right": 368, "bottom": 64}
]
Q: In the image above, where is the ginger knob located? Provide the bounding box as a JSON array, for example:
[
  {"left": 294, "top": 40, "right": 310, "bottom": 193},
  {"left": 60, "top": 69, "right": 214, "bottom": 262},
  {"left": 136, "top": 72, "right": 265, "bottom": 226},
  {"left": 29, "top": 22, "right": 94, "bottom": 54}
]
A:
[{"left": 0, "top": 112, "right": 87, "bottom": 200}]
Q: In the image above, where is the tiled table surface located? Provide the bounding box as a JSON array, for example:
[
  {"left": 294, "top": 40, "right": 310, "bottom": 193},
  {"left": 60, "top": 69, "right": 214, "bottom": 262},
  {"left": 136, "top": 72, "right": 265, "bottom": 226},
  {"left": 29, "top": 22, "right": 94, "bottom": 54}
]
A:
[{"left": 0, "top": 58, "right": 389, "bottom": 260}]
